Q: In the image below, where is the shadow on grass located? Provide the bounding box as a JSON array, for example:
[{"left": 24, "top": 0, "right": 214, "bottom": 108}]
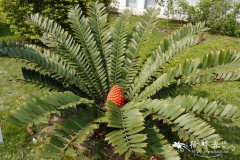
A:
[{"left": 155, "top": 84, "right": 210, "bottom": 99}]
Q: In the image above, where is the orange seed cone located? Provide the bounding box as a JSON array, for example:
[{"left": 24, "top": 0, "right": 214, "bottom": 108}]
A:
[{"left": 107, "top": 85, "right": 125, "bottom": 108}]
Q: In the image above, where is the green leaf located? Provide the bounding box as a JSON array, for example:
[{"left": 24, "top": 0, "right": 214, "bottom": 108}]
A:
[
  {"left": 123, "top": 8, "right": 159, "bottom": 98},
  {"left": 140, "top": 99, "right": 222, "bottom": 151},
  {"left": 68, "top": 4, "right": 109, "bottom": 96},
  {"left": 21, "top": 67, "right": 65, "bottom": 91},
  {"left": 0, "top": 43, "right": 91, "bottom": 96},
  {"left": 130, "top": 22, "right": 207, "bottom": 98},
  {"left": 136, "top": 50, "right": 240, "bottom": 100},
  {"left": 144, "top": 125, "right": 180, "bottom": 160},
  {"left": 10, "top": 91, "right": 93, "bottom": 126},
  {"left": 65, "top": 147, "right": 77, "bottom": 158},
  {"left": 169, "top": 95, "right": 240, "bottom": 124},
  {"left": 88, "top": 1, "right": 111, "bottom": 92},
  {"left": 110, "top": 11, "right": 130, "bottom": 85},
  {"left": 105, "top": 101, "right": 147, "bottom": 159},
  {"left": 27, "top": 13, "right": 100, "bottom": 98},
  {"left": 37, "top": 107, "right": 101, "bottom": 159}
]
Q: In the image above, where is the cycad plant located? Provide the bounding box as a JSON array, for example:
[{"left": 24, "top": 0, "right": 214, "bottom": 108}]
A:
[{"left": 1, "top": 1, "right": 240, "bottom": 160}]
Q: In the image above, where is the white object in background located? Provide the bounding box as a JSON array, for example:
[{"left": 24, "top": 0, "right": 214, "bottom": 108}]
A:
[
  {"left": 116, "top": 0, "right": 200, "bottom": 18},
  {"left": 145, "top": 0, "right": 157, "bottom": 8},
  {"left": 0, "top": 128, "right": 3, "bottom": 144},
  {"left": 127, "top": 0, "right": 137, "bottom": 8}
]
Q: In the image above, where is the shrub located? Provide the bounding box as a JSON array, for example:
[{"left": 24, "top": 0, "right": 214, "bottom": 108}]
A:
[
  {"left": 178, "top": 0, "right": 240, "bottom": 37},
  {"left": 1, "top": 0, "right": 112, "bottom": 40},
  {"left": 1, "top": 1, "right": 240, "bottom": 159}
]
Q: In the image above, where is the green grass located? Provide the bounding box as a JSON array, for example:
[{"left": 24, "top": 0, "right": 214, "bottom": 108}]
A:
[
  {"left": 0, "top": 14, "right": 240, "bottom": 159},
  {"left": 0, "top": 22, "right": 39, "bottom": 159},
  {"left": 164, "top": 34, "right": 240, "bottom": 105},
  {"left": 159, "top": 35, "right": 240, "bottom": 160},
  {"left": 0, "top": 59, "right": 40, "bottom": 159}
]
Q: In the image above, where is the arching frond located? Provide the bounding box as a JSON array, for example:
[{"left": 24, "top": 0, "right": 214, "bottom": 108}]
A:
[
  {"left": 68, "top": 5, "right": 109, "bottom": 96},
  {"left": 88, "top": 1, "right": 111, "bottom": 92},
  {"left": 27, "top": 13, "right": 100, "bottom": 98},
  {"left": 10, "top": 91, "right": 94, "bottom": 126},
  {"left": 110, "top": 11, "right": 130, "bottom": 85},
  {"left": 144, "top": 125, "right": 180, "bottom": 160},
  {"left": 39, "top": 34, "right": 75, "bottom": 67},
  {"left": 105, "top": 101, "right": 147, "bottom": 160},
  {"left": 123, "top": 8, "right": 159, "bottom": 96},
  {"left": 0, "top": 43, "right": 90, "bottom": 95},
  {"left": 136, "top": 50, "right": 240, "bottom": 100},
  {"left": 169, "top": 113, "right": 222, "bottom": 151},
  {"left": 37, "top": 35, "right": 100, "bottom": 97},
  {"left": 140, "top": 99, "right": 222, "bottom": 151},
  {"left": 37, "top": 107, "right": 101, "bottom": 159},
  {"left": 178, "top": 50, "right": 240, "bottom": 85},
  {"left": 21, "top": 67, "right": 65, "bottom": 91},
  {"left": 129, "top": 22, "right": 207, "bottom": 98},
  {"left": 27, "top": 13, "right": 82, "bottom": 63},
  {"left": 168, "top": 95, "right": 240, "bottom": 126}
]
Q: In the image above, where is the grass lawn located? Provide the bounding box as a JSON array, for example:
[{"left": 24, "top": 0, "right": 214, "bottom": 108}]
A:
[
  {"left": 0, "top": 22, "right": 39, "bottom": 159},
  {"left": 0, "top": 15, "right": 240, "bottom": 159}
]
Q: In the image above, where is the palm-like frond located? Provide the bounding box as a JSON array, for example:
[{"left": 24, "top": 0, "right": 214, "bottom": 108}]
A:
[
  {"left": 10, "top": 91, "right": 93, "bottom": 126},
  {"left": 0, "top": 43, "right": 91, "bottom": 95},
  {"left": 144, "top": 125, "right": 180, "bottom": 160},
  {"left": 28, "top": 13, "right": 86, "bottom": 70},
  {"left": 110, "top": 11, "right": 130, "bottom": 85},
  {"left": 169, "top": 95, "right": 240, "bottom": 125},
  {"left": 88, "top": 1, "right": 111, "bottom": 92},
  {"left": 28, "top": 13, "right": 102, "bottom": 98},
  {"left": 105, "top": 101, "right": 147, "bottom": 159},
  {"left": 68, "top": 5, "right": 109, "bottom": 95},
  {"left": 178, "top": 50, "right": 240, "bottom": 84},
  {"left": 136, "top": 50, "right": 240, "bottom": 100},
  {"left": 21, "top": 67, "right": 65, "bottom": 91},
  {"left": 140, "top": 99, "right": 222, "bottom": 150},
  {"left": 123, "top": 8, "right": 159, "bottom": 97},
  {"left": 37, "top": 106, "right": 101, "bottom": 159},
  {"left": 129, "top": 22, "right": 207, "bottom": 98}
]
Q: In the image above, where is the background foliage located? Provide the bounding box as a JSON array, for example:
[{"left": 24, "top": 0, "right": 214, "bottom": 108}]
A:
[
  {"left": 0, "top": 0, "right": 112, "bottom": 41},
  {"left": 177, "top": 0, "right": 240, "bottom": 37}
]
